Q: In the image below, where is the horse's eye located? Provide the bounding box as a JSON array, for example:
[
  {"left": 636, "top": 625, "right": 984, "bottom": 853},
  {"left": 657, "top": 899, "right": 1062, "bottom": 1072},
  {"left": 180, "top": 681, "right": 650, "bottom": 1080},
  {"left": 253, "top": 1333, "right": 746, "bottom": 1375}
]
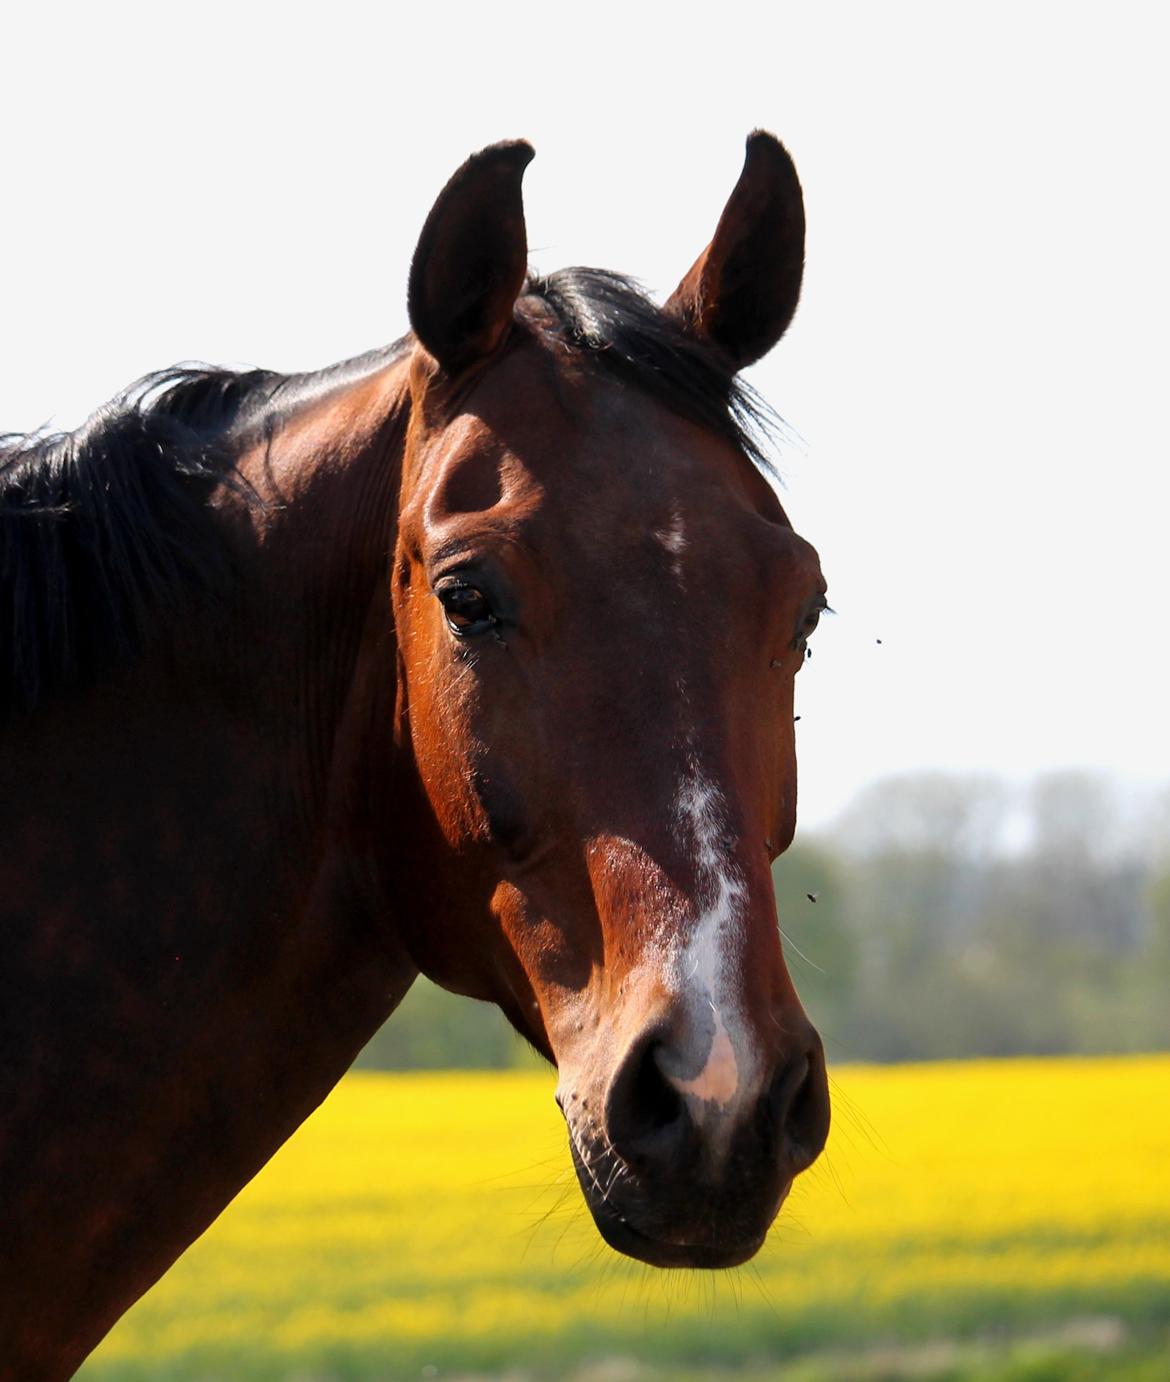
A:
[
  {"left": 791, "top": 599, "right": 828, "bottom": 654},
  {"left": 437, "top": 584, "right": 495, "bottom": 636}
]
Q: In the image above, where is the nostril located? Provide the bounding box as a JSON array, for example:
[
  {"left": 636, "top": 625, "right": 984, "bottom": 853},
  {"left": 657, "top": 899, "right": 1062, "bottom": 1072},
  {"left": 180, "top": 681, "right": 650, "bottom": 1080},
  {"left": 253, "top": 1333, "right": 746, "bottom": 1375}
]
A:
[
  {"left": 636, "top": 1043, "right": 684, "bottom": 1134},
  {"left": 767, "top": 1043, "right": 830, "bottom": 1169},
  {"left": 767, "top": 1052, "right": 810, "bottom": 1135},
  {"left": 607, "top": 1036, "right": 686, "bottom": 1167}
]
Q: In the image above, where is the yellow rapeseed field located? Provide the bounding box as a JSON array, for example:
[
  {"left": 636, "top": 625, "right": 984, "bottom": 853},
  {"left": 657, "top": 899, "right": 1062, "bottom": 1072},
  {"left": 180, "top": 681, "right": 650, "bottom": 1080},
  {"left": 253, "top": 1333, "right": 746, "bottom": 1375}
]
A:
[{"left": 81, "top": 1055, "right": 1170, "bottom": 1379}]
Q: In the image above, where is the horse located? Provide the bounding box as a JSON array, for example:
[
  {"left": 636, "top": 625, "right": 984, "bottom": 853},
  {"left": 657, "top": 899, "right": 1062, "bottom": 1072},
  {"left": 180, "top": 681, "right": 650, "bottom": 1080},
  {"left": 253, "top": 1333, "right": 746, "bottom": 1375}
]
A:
[{"left": 0, "top": 132, "right": 831, "bottom": 1378}]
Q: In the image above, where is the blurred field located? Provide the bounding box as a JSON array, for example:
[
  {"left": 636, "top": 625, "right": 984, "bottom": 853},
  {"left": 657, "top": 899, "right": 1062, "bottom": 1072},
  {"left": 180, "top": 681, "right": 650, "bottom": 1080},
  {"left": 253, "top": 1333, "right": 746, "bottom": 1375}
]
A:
[{"left": 80, "top": 1056, "right": 1170, "bottom": 1380}]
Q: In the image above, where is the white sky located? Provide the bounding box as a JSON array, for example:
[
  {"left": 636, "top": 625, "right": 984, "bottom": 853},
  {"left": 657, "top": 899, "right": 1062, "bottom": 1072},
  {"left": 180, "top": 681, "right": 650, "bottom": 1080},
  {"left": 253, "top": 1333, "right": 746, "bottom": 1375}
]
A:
[{"left": 3, "top": 2, "right": 1166, "bottom": 830}]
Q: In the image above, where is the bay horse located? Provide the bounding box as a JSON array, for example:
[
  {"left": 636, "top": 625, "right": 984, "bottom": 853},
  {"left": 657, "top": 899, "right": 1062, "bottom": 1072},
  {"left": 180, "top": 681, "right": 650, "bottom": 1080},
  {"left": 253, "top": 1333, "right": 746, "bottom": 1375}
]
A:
[{"left": 0, "top": 132, "right": 830, "bottom": 1378}]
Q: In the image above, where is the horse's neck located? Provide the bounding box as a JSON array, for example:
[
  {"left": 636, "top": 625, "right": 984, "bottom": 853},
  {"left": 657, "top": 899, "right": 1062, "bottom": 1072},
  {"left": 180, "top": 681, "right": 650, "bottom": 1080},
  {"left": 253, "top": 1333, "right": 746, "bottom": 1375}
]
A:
[
  {"left": 0, "top": 360, "right": 419, "bottom": 1377},
  {"left": 231, "top": 359, "right": 412, "bottom": 815}
]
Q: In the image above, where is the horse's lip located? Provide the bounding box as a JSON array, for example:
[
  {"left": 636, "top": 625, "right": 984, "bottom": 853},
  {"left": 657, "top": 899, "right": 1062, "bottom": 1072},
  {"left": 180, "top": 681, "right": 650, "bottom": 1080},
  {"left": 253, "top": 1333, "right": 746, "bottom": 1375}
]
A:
[
  {"left": 566, "top": 1135, "right": 769, "bottom": 1269},
  {"left": 589, "top": 1193, "right": 767, "bottom": 1269}
]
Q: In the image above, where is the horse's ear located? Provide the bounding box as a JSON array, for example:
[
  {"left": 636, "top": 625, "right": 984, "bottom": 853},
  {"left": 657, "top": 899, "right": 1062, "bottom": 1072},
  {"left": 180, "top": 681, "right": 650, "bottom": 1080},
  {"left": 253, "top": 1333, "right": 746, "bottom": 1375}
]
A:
[
  {"left": 408, "top": 140, "right": 534, "bottom": 375},
  {"left": 665, "top": 131, "right": 805, "bottom": 370}
]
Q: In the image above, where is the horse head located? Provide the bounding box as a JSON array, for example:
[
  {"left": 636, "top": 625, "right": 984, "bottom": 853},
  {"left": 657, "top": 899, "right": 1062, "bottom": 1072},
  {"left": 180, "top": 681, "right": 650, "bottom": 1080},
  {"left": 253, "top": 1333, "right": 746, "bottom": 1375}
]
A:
[{"left": 388, "top": 136, "right": 829, "bottom": 1269}]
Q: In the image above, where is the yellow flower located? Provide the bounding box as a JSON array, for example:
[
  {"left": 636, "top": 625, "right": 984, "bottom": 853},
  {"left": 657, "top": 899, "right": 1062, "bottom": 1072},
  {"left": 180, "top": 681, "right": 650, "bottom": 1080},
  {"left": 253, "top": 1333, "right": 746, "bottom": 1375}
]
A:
[{"left": 84, "top": 1056, "right": 1170, "bottom": 1375}]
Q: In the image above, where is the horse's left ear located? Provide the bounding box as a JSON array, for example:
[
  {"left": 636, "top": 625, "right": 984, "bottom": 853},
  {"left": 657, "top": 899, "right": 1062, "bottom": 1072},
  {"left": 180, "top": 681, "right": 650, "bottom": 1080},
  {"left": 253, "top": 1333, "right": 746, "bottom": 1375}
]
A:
[
  {"left": 408, "top": 140, "right": 534, "bottom": 375},
  {"left": 665, "top": 131, "right": 805, "bottom": 370}
]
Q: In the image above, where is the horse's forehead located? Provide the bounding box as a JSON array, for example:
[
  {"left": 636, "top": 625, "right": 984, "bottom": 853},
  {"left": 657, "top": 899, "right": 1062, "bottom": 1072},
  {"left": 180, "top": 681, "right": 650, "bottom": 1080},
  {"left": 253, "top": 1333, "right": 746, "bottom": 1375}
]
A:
[{"left": 439, "top": 359, "right": 772, "bottom": 537}]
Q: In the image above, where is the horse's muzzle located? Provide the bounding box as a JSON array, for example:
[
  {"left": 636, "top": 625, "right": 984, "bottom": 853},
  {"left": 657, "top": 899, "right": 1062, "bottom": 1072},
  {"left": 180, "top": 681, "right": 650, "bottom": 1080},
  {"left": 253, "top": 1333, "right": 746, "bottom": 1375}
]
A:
[{"left": 559, "top": 1023, "right": 830, "bottom": 1268}]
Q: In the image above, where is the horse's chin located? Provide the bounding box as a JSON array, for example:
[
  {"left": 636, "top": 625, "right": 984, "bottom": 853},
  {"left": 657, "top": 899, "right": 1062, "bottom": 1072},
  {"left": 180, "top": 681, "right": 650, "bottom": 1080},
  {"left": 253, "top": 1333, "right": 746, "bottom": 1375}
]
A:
[
  {"left": 567, "top": 1136, "right": 781, "bottom": 1270},
  {"left": 589, "top": 1198, "right": 768, "bottom": 1269}
]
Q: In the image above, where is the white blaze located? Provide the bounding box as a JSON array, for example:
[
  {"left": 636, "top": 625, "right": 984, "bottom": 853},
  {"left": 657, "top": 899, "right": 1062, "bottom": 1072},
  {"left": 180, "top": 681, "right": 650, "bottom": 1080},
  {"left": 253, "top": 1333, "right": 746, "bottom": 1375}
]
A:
[
  {"left": 653, "top": 506, "right": 687, "bottom": 582},
  {"left": 659, "top": 770, "right": 756, "bottom": 1117},
  {"left": 669, "top": 1005, "right": 739, "bottom": 1106}
]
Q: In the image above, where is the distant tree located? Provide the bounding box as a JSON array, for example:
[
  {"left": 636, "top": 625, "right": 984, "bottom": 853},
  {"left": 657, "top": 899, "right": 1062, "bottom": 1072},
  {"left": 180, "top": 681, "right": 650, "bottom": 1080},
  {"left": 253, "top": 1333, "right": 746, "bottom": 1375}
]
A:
[
  {"left": 1023, "top": 772, "right": 1144, "bottom": 950},
  {"left": 1138, "top": 868, "right": 1170, "bottom": 1047},
  {"left": 833, "top": 772, "right": 1011, "bottom": 862},
  {"left": 354, "top": 978, "right": 534, "bottom": 1071},
  {"left": 772, "top": 842, "right": 858, "bottom": 1056},
  {"left": 1029, "top": 770, "right": 1120, "bottom": 865},
  {"left": 820, "top": 771, "right": 1161, "bottom": 1061}
]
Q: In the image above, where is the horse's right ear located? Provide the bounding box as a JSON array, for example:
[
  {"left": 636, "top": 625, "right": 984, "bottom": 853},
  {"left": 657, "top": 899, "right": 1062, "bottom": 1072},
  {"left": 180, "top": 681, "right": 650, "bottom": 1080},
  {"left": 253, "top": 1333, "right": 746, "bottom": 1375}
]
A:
[{"left": 408, "top": 140, "right": 534, "bottom": 376}]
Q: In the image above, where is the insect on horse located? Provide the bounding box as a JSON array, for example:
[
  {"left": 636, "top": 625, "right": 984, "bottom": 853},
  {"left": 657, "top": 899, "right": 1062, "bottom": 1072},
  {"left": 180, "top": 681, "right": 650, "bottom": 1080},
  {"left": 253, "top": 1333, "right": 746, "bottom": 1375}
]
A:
[{"left": 0, "top": 132, "right": 830, "bottom": 1378}]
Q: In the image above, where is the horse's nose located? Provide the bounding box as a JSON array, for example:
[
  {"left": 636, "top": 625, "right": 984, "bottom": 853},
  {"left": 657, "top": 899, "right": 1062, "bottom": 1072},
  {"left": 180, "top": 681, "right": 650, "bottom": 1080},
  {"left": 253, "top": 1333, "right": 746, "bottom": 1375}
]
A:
[{"left": 604, "top": 1009, "right": 830, "bottom": 1177}]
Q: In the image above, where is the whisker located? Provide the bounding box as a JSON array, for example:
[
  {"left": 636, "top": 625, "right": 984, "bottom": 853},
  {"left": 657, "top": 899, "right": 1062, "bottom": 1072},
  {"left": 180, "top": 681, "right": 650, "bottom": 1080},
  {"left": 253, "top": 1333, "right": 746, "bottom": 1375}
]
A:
[{"left": 778, "top": 926, "right": 824, "bottom": 973}]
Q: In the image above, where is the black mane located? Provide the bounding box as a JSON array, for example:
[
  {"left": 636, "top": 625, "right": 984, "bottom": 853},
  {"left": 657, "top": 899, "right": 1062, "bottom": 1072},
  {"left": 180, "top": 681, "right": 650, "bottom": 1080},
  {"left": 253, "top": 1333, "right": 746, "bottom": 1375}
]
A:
[
  {"left": 1, "top": 368, "right": 263, "bottom": 714},
  {"left": 521, "top": 268, "right": 781, "bottom": 473},
  {"left": 1, "top": 273, "right": 778, "bottom": 715},
  {"left": 0, "top": 345, "right": 417, "bottom": 715}
]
